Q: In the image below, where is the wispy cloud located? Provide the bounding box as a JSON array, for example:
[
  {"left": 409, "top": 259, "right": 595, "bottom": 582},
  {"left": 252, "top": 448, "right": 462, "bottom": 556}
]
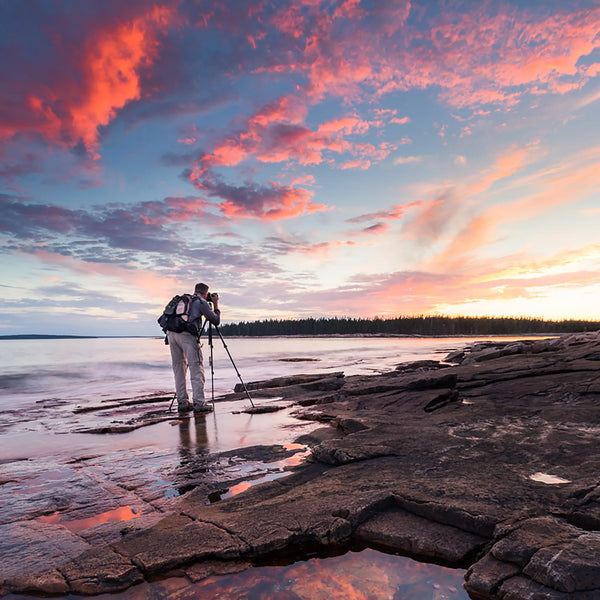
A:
[{"left": 393, "top": 155, "right": 423, "bottom": 165}]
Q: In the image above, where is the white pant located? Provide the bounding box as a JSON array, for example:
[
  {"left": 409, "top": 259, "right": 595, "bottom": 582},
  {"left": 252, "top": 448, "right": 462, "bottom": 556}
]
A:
[{"left": 167, "top": 331, "right": 205, "bottom": 406}]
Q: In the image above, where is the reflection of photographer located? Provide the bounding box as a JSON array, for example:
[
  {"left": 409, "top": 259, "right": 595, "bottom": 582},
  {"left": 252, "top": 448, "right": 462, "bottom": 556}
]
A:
[{"left": 167, "top": 282, "right": 221, "bottom": 413}]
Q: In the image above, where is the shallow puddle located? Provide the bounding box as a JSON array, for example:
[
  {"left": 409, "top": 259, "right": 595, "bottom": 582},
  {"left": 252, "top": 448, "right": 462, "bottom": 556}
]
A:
[
  {"left": 38, "top": 504, "right": 144, "bottom": 533},
  {"left": 528, "top": 471, "right": 571, "bottom": 484},
  {"left": 5, "top": 548, "right": 469, "bottom": 600}
]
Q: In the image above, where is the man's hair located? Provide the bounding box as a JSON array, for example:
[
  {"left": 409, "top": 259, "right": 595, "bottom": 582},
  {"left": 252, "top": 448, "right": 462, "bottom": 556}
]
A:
[{"left": 194, "top": 282, "right": 209, "bottom": 295}]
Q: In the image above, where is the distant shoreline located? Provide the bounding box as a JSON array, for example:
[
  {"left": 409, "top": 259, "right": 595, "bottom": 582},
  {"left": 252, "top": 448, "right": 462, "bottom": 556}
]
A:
[
  {"left": 0, "top": 334, "right": 99, "bottom": 340},
  {"left": 0, "top": 332, "right": 563, "bottom": 341}
]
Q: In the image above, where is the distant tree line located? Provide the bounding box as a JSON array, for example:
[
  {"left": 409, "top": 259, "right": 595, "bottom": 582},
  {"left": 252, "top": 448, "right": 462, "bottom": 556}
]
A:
[{"left": 217, "top": 316, "right": 600, "bottom": 337}]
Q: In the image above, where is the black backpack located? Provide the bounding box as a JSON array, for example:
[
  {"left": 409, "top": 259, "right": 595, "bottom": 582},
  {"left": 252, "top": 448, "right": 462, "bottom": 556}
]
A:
[{"left": 158, "top": 294, "right": 198, "bottom": 335}]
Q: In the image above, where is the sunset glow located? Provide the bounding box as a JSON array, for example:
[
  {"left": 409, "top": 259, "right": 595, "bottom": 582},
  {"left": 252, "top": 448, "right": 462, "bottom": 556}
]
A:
[{"left": 1, "top": 1, "right": 599, "bottom": 335}]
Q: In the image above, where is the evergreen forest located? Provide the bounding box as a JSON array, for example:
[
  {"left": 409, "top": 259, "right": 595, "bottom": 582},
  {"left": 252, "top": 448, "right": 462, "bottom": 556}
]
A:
[{"left": 218, "top": 316, "right": 600, "bottom": 337}]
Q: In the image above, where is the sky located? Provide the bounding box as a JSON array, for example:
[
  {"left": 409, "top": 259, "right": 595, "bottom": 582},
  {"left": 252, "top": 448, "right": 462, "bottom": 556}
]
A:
[{"left": 1, "top": 0, "right": 599, "bottom": 336}]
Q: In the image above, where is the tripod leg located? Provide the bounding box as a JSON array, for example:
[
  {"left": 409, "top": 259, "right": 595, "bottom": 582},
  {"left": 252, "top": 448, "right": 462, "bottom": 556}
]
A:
[
  {"left": 208, "top": 324, "right": 215, "bottom": 405},
  {"left": 214, "top": 325, "right": 255, "bottom": 407}
]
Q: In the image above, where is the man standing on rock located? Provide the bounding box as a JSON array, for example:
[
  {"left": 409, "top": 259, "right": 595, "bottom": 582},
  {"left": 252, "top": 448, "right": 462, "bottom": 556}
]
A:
[{"left": 167, "top": 282, "right": 220, "bottom": 413}]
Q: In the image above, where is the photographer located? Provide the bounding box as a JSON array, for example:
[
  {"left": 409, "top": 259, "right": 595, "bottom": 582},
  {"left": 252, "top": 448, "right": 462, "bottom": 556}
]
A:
[{"left": 167, "top": 282, "right": 220, "bottom": 413}]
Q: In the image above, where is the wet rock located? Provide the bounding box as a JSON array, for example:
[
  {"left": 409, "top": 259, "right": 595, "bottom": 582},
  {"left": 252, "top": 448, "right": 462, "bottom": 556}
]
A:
[
  {"left": 57, "top": 546, "right": 143, "bottom": 594},
  {"left": 395, "top": 359, "right": 448, "bottom": 372},
  {"left": 3, "top": 331, "right": 600, "bottom": 599},
  {"left": 311, "top": 441, "right": 396, "bottom": 465},
  {"left": 523, "top": 533, "right": 600, "bottom": 593},
  {"left": 497, "top": 575, "right": 599, "bottom": 600},
  {"left": 3, "top": 569, "right": 69, "bottom": 596},
  {"left": 464, "top": 554, "right": 520, "bottom": 599},
  {"left": 112, "top": 513, "right": 245, "bottom": 574},
  {"left": 333, "top": 417, "right": 369, "bottom": 433},
  {"left": 235, "top": 372, "right": 344, "bottom": 392},
  {"left": 406, "top": 372, "right": 457, "bottom": 390},
  {"left": 0, "top": 521, "right": 90, "bottom": 579},
  {"left": 490, "top": 516, "right": 582, "bottom": 567},
  {"left": 184, "top": 559, "right": 251, "bottom": 582},
  {"left": 355, "top": 507, "right": 487, "bottom": 563}
]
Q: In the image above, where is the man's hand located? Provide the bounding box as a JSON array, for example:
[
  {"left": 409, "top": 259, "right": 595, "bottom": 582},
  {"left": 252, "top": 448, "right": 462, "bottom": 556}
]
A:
[{"left": 211, "top": 293, "right": 219, "bottom": 310}]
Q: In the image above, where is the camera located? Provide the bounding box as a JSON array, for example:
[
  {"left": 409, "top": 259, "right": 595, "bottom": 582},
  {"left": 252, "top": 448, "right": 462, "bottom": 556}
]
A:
[{"left": 207, "top": 292, "right": 218, "bottom": 302}]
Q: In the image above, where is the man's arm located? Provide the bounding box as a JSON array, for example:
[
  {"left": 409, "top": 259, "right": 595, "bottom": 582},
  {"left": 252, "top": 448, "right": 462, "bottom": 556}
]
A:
[{"left": 191, "top": 295, "right": 220, "bottom": 326}]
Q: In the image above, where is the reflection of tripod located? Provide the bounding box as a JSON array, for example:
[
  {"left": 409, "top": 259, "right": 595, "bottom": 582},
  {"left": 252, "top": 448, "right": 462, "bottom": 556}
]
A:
[{"left": 199, "top": 319, "right": 255, "bottom": 408}]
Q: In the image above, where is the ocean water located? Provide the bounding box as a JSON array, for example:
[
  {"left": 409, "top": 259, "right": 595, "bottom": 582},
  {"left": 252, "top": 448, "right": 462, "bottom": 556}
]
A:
[
  {"left": 0, "top": 334, "right": 484, "bottom": 407},
  {"left": 0, "top": 334, "right": 533, "bottom": 463}
]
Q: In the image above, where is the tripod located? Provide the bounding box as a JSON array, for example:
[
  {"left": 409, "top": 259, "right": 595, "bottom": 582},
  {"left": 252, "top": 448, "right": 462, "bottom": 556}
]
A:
[
  {"left": 168, "top": 319, "right": 255, "bottom": 411},
  {"left": 204, "top": 321, "right": 255, "bottom": 408}
]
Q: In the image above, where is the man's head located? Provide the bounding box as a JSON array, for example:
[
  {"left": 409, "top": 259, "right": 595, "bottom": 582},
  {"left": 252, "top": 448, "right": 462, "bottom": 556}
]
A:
[{"left": 194, "top": 282, "right": 209, "bottom": 298}]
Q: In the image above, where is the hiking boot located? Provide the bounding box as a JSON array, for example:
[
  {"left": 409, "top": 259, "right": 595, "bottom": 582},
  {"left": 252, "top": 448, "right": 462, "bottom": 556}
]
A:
[
  {"left": 193, "top": 402, "right": 213, "bottom": 413},
  {"left": 177, "top": 400, "right": 193, "bottom": 412}
]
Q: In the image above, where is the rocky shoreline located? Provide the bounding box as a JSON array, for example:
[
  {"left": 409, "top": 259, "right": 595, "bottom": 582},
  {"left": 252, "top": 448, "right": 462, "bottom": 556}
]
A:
[{"left": 2, "top": 331, "right": 600, "bottom": 598}]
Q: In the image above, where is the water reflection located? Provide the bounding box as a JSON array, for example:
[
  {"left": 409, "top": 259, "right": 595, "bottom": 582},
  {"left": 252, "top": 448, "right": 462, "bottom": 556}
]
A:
[
  {"left": 38, "top": 505, "right": 141, "bottom": 533},
  {"left": 175, "top": 414, "right": 211, "bottom": 495},
  {"left": 178, "top": 413, "right": 209, "bottom": 456},
  {"left": 59, "top": 548, "right": 470, "bottom": 599}
]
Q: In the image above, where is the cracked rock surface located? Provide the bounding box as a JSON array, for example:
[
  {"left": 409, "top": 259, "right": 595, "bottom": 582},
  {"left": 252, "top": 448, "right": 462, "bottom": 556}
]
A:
[{"left": 2, "top": 331, "right": 600, "bottom": 599}]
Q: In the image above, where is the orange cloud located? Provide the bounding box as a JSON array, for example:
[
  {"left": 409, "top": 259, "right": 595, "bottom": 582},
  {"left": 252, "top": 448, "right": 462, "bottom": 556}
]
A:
[
  {"left": 469, "top": 143, "right": 540, "bottom": 196},
  {"left": 213, "top": 180, "right": 327, "bottom": 222},
  {"left": 295, "top": 239, "right": 357, "bottom": 258},
  {"left": 4, "top": 6, "right": 174, "bottom": 157},
  {"left": 345, "top": 241, "right": 600, "bottom": 319},
  {"left": 347, "top": 200, "right": 425, "bottom": 224}
]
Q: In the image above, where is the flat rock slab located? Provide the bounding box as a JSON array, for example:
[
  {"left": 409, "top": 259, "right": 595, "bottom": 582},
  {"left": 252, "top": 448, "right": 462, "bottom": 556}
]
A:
[
  {"left": 355, "top": 507, "right": 487, "bottom": 564},
  {"left": 2, "top": 331, "right": 600, "bottom": 599},
  {"left": 57, "top": 546, "right": 143, "bottom": 595},
  {"left": 0, "top": 521, "right": 90, "bottom": 578},
  {"left": 113, "top": 513, "right": 246, "bottom": 573}
]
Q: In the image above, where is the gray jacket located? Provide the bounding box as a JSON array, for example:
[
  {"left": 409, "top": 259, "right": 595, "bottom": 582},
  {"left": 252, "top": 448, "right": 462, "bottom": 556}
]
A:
[{"left": 189, "top": 295, "right": 220, "bottom": 328}]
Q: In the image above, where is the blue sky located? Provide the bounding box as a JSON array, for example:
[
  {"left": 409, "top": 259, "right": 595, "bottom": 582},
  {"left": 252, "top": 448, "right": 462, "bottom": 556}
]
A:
[{"left": 1, "top": 0, "right": 599, "bottom": 335}]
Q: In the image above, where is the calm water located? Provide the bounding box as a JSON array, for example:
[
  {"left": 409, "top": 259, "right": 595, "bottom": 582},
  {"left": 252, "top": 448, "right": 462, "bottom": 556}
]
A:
[
  {"left": 1, "top": 334, "right": 520, "bottom": 404},
  {"left": 0, "top": 334, "right": 536, "bottom": 462},
  {"left": 0, "top": 335, "right": 475, "bottom": 406}
]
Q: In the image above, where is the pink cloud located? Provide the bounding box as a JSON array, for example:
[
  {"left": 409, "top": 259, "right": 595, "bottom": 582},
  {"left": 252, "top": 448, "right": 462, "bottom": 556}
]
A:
[
  {"left": 192, "top": 176, "right": 328, "bottom": 222},
  {"left": 250, "top": 96, "right": 308, "bottom": 127},
  {"left": 295, "top": 239, "right": 357, "bottom": 259},
  {"left": 347, "top": 200, "right": 424, "bottom": 224},
  {"left": 362, "top": 222, "right": 390, "bottom": 235},
  {"left": 30, "top": 249, "right": 185, "bottom": 306},
  {"left": 340, "top": 158, "right": 371, "bottom": 170},
  {"left": 1, "top": 5, "right": 175, "bottom": 157},
  {"left": 189, "top": 99, "right": 396, "bottom": 200},
  {"left": 220, "top": 185, "right": 323, "bottom": 221},
  {"left": 399, "top": 195, "right": 457, "bottom": 245},
  {"left": 328, "top": 240, "right": 600, "bottom": 318},
  {"left": 394, "top": 155, "right": 422, "bottom": 165},
  {"left": 419, "top": 5, "right": 600, "bottom": 108},
  {"left": 274, "top": 3, "right": 600, "bottom": 112}
]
